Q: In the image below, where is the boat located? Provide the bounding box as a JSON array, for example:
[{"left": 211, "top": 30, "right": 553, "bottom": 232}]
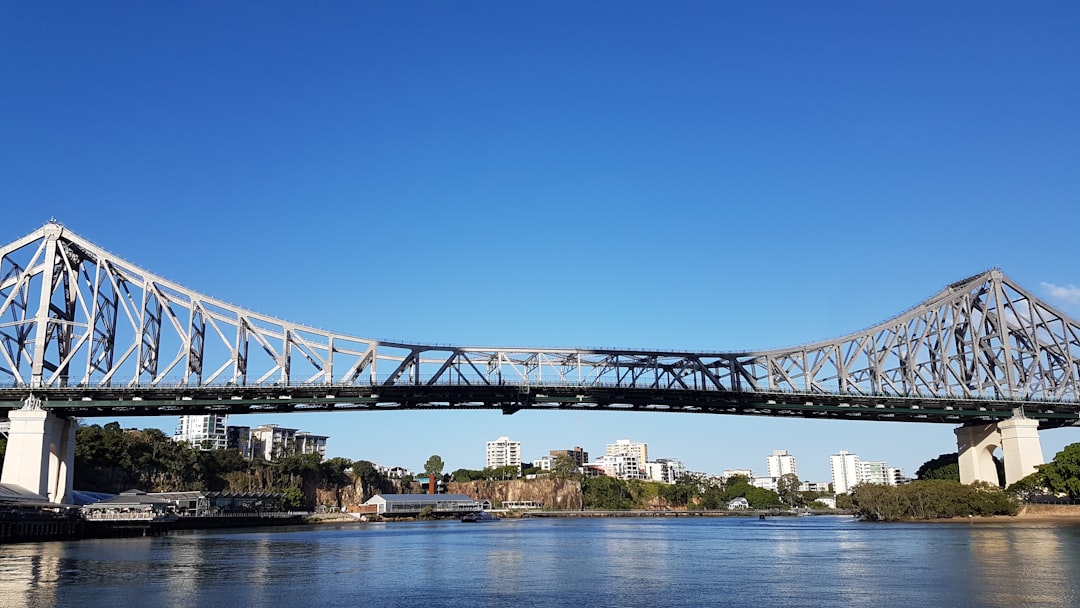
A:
[{"left": 461, "top": 511, "right": 499, "bottom": 523}]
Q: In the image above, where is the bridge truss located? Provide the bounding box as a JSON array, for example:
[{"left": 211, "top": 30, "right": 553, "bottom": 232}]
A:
[{"left": 1, "top": 222, "right": 1079, "bottom": 428}]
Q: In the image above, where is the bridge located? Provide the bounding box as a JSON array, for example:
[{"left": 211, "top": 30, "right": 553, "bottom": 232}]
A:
[{"left": 1, "top": 222, "right": 1078, "bottom": 503}]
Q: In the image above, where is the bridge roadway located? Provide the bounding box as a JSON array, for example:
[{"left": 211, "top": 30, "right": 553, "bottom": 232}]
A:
[{"left": 2, "top": 384, "right": 1078, "bottom": 428}]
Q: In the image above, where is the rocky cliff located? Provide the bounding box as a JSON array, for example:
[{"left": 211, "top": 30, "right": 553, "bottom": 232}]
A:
[{"left": 448, "top": 478, "right": 583, "bottom": 510}]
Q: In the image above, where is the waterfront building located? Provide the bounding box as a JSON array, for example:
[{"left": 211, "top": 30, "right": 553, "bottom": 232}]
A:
[
  {"left": 766, "top": 450, "right": 798, "bottom": 479},
  {"left": 360, "top": 493, "right": 487, "bottom": 517},
  {"left": 486, "top": 436, "right": 522, "bottom": 469},
  {"left": 830, "top": 450, "right": 861, "bottom": 494},
  {"left": 645, "top": 458, "right": 686, "bottom": 484},
  {"left": 249, "top": 424, "right": 328, "bottom": 461},
  {"left": 727, "top": 497, "right": 750, "bottom": 510},
  {"left": 532, "top": 456, "right": 552, "bottom": 471},
  {"left": 174, "top": 414, "right": 228, "bottom": 450}
]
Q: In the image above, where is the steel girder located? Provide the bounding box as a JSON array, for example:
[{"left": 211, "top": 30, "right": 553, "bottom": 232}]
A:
[{"left": 2, "top": 222, "right": 1080, "bottom": 419}]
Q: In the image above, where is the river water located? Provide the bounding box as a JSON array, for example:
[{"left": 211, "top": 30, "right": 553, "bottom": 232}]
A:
[{"left": 2, "top": 515, "right": 1079, "bottom": 608}]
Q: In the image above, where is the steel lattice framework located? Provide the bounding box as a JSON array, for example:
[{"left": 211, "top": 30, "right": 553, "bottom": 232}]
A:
[{"left": 2, "top": 222, "right": 1080, "bottom": 428}]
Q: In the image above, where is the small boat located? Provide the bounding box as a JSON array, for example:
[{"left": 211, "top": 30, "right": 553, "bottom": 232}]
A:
[{"left": 461, "top": 511, "right": 499, "bottom": 523}]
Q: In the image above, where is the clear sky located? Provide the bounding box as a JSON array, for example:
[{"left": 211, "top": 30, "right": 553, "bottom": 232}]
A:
[{"left": 3, "top": 2, "right": 1079, "bottom": 482}]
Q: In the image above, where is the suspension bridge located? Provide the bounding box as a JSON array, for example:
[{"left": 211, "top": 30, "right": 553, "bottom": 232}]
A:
[{"left": 1, "top": 222, "right": 1078, "bottom": 503}]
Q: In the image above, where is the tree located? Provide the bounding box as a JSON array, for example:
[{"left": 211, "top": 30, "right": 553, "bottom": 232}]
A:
[
  {"left": 915, "top": 453, "right": 960, "bottom": 481},
  {"left": 582, "top": 476, "right": 634, "bottom": 510},
  {"left": 659, "top": 482, "right": 694, "bottom": 507},
  {"left": 450, "top": 468, "right": 484, "bottom": 482},
  {"left": 1039, "top": 443, "right": 1080, "bottom": 499},
  {"left": 848, "top": 480, "right": 1017, "bottom": 521},
  {"left": 551, "top": 454, "right": 580, "bottom": 480},
  {"left": 281, "top": 486, "right": 306, "bottom": 510},
  {"left": 424, "top": 455, "right": 444, "bottom": 480},
  {"left": 777, "top": 473, "right": 801, "bottom": 507}
]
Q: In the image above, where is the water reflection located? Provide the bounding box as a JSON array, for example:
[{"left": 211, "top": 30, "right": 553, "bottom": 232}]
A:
[
  {"left": 2, "top": 518, "right": 1080, "bottom": 608},
  {"left": 967, "top": 525, "right": 1080, "bottom": 607},
  {"left": 0, "top": 541, "right": 63, "bottom": 608}
]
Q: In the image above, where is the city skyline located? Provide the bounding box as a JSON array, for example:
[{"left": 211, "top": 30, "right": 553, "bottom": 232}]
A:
[
  {"left": 4, "top": 3, "right": 1079, "bottom": 483},
  {"left": 172, "top": 417, "right": 907, "bottom": 486}
]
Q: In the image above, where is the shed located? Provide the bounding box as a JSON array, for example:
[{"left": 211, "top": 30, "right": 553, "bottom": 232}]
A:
[{"left": 363, "top": 493, "right": 488, "bottom": 516}]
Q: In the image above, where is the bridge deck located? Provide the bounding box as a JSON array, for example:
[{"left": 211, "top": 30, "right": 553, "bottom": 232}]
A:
[{"left": 2, "top": 385, "right": 1077, "bottom": 428}]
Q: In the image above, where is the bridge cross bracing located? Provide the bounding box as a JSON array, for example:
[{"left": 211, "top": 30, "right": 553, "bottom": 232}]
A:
[
  {"left": 0, "top": 221, "right": 1077, "bottom": 502},
  {"left": 0, "top": 222, "right": 1079, "bottom": 429}
]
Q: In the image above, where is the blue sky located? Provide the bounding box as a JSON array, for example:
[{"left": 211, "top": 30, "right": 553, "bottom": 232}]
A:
[{"left": 3, "top": 2, "right": 1079, "bottom": 482}]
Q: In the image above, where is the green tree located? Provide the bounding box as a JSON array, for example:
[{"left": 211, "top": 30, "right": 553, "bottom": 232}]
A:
[
  {"left": 849, "top": 480, "right": 1017, "bottom": 521},
  {"left": 721, "top": 475, "right": 783, "bottom": 509},
  {"left": 280, "top": 486, "right": 306, "bottom": 510},
  {"left": 1039, "top": 443, "right": 1080, "bottom": 499},
  {"left": 551, "top": 455, "right": 580, "bottom": 480},
  {"left": 424, "top": 455, "right": 445, "bottom": 480},
  {"left": 659, "top": 482, "right": 694, "bottom": 507},
  {"left": 915, "top": 453, "right": 960, "bottom": 481},
  {"left": 450, "top": 468, "right": 484, "bottom": 482},
  {"left": 582, "top": 476, "right": 634, "bottom": 510},
  {"left": 354, "top": 460, "right": 394, "bottom": 495},
  {"left": 320, "top": 457, "right": 353, "bottom": 487},
  {"left": 777, "top": 473, "right": 802, "bottom": 507}
]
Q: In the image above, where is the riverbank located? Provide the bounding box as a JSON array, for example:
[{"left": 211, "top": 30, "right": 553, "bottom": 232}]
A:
[
  {"left": 925, "top": 503, "right": 1080, "bottom": 524},
  {"left": 304, "top": 509, "right": 850, "bottom": 523}
]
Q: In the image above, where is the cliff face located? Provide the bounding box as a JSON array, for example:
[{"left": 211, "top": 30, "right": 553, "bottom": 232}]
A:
[
  {"left": 448, "top": 478, "right": 583, "bottom": 510},
  {"left": 311, "top": 477, "right": 582, "bottom": 511},
  {"left": 314, "top": 477, "right": 412, "bottom": 510}
]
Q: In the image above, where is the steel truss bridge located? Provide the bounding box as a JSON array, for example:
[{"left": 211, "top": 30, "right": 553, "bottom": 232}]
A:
[{"left": 2, "top": 222, "right": 1080, "bottom": 429}]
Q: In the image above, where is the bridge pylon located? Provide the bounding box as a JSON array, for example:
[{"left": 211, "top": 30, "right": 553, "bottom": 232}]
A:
[
  {"left": 0, "top": 396, "right": 77, "bottom": 504},
  {"left": 954, "top": 412, "right": 1044, "bottom": 487}
]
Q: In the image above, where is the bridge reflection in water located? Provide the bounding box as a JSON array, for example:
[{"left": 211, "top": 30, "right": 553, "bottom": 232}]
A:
[{"left": 1, "top": 518, "right": 1078, "bottom": 608}]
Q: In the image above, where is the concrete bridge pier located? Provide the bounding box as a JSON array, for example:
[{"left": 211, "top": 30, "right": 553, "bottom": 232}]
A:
[
  {"left": 954, "top": 413, "right": 1044, "bottom": 487},
  {"left": 0, "top": 397, "right": 77, "bottom": 504}
]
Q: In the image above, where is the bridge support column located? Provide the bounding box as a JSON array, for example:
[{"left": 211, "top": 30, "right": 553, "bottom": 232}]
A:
[
  {"left": 954, "top": 414, "right": 1044, "bottom": 487},
  {"left": 0, "top": 400, "right": 77, "bottom": 504},
  {"left": 954, "top": 424, "right": 1000, "bottom": 486},
  {"left": 997, "top": 417, "right": 1043, "bottom": 487}
]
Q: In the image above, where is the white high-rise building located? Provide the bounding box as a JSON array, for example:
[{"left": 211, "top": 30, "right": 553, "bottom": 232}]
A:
[
  {"left": 859, "top": 461, "right": 891, "bottom": 485},
  {"left": 486, "top": 436, "right": 522, "bottom": 469},
  {"left": 594, "top": 454, "right": 645, "bottom": 480},
  {"left": 887, "top": 467, "right": 908, "bottom": 486},
  {"left": 249, "top": 424, "right": 328, "bottom": 461},
  {"left": 606, "top": 439, "right": 648, "bottom": 476},
  {"left": 830, "top": 450, "right": 861, "bottom": 494},
  {"left": 766, "top": 450, "right": 798, "bottom": 479},
  {"left": 645, "top": 458, "right": 686, "bottom": 484},
  {"left": 174, "top": 415, "right": 228, "bottom": 450}
]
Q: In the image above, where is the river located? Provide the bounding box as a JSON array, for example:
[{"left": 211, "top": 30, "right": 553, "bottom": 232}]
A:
[{"left": 2, "top": 515, "right": 1079, "bottom": 607}]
